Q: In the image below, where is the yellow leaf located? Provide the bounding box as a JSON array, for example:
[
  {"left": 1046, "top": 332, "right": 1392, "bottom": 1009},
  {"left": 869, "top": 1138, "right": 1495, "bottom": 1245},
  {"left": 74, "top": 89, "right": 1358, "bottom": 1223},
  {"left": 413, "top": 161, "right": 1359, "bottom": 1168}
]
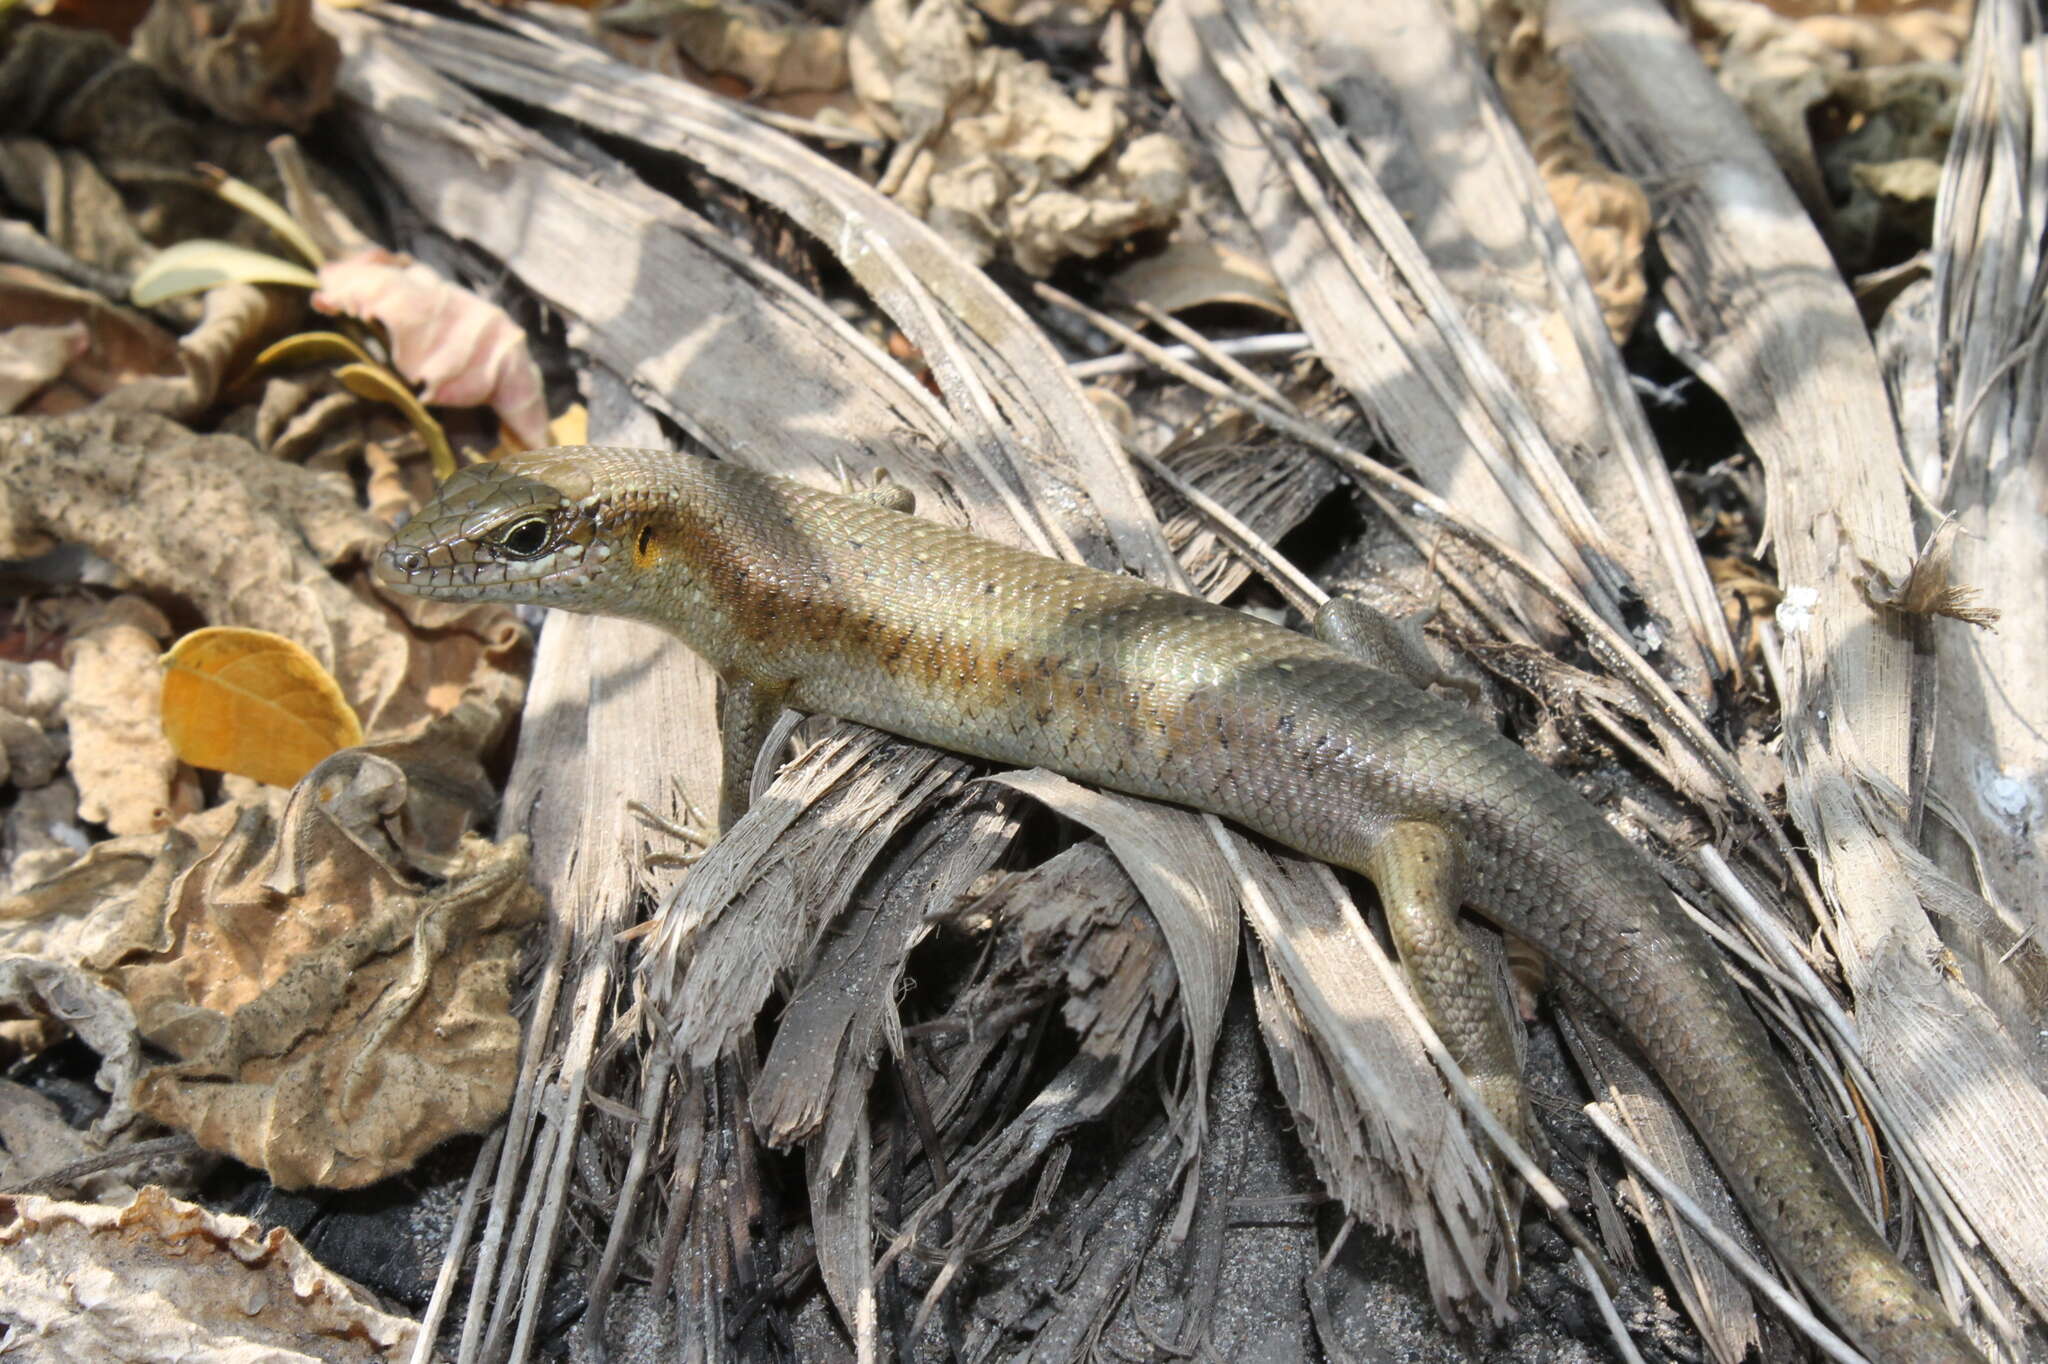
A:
[
  {"left": 546, "top": 403, "right": 588, "bottom": 445},
  {"left": 160, "top": 628, "right": 363, "bottom": 788},
  {"left": 255, "top": 330, "right": 378, "bottom": 373},
  {"left": 335, "top": 362, "right": 457, "bottom": 480}
]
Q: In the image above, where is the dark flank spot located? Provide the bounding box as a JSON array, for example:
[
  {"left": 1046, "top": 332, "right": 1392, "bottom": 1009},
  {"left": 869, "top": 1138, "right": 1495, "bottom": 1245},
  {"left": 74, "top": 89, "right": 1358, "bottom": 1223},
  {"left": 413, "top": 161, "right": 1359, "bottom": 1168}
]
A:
[
  {"left": 1034, "top": 705, "right": 1054, "bottom": 725},
  {"left": 983, "top": 582, "right": 997, "bottom": 595},
  {"left": 849, "top": 539, "right": 864, "bottom": 550},
  {"left": 1277, "top": 714, "right": 1296, "bottom": 734}
]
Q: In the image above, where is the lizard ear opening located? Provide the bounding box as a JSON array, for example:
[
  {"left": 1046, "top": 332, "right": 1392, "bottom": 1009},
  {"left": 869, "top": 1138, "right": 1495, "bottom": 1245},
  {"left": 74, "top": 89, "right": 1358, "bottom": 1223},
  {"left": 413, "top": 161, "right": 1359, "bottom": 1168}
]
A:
[{"left": 634, "top": 523, "right": 658, "bottom": 565}]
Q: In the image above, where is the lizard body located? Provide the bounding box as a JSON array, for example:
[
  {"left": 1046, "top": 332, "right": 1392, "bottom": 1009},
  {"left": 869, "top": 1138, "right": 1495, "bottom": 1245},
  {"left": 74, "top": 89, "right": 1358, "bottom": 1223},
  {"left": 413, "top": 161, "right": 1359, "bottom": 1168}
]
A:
[{"left": 379, "top": 446, "right": 1978, "bottom": 1364}]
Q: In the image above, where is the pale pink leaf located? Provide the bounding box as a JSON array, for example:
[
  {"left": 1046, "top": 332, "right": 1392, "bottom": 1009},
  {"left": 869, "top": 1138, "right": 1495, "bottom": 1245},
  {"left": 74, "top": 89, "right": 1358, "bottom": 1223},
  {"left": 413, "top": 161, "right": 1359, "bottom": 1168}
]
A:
[{"left": 311, "top": 248, "right": 548, "bottom": 447}]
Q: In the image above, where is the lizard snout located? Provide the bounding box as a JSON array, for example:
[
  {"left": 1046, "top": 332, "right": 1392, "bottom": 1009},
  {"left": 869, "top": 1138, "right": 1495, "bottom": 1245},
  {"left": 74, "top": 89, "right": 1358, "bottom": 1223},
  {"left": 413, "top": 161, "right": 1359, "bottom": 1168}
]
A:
[{"left": 377, "top": 543, "right": 427, "bottom": 585}]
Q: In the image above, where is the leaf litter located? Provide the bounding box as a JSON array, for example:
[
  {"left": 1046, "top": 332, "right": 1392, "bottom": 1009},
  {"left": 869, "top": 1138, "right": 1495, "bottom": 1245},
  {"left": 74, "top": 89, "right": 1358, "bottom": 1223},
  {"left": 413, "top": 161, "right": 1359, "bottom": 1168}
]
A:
[{"left": 0, "top": 0, "right": 2037, "bottom": 1362}]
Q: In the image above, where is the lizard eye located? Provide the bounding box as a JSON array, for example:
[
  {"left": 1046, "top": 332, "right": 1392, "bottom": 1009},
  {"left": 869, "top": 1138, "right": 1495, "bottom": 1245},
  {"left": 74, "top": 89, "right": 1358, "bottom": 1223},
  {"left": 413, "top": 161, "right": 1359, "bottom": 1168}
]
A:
[{"left": 496, "top": 515, "right": 553, "bottom": 559}]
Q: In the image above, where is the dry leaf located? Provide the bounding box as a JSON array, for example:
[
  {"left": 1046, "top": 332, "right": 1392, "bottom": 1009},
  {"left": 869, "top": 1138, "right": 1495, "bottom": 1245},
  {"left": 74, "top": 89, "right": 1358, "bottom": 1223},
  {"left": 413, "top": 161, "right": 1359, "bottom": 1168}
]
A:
[
  {"left": 97, "top": 280, "right": 307, "bottom": 421},
  {"left": 0, "top": 955, "right": 145, "bottom": 1133},
  {"left": 0, "top": 264, "right": 185, "bottom": 406},
  {"left": 1690, "top": 0, "right": 1962, "bottom": 263},
  {"left": 485, "top": 399, "right": 588, "bottom": 460},
  {"left": 129, "top": 0, "right": 341, "bottom": 132},
  {"left": 61, "top": 599, "right": 203, "bottom": 837},
  {"left": 0, "top": 140, "right": 160, "bottom": 284},
  {"left": 0, "top": 321, "right": 88, "bottom": 414},
  {"left": 114, "top": 752, "right": 542, "bottom": 1188},
  {"left": 600, "top": 0, "right": 851, "bottom": 95},
  {"left": 0, "top": 1187, "right": 420, "bottom": 1361},
  {"left": 312, "top": 247, "right": 549, "bottom": 448},
  {"left": 850, "top": 0, "right": 1189, "bottom": 274},
  {"left": 1484, "top": 1, "right": 1651, "bottom": 340},
  {"left": 1107, "top": 239, "right": 1293, "bottom": 318},
  {"left": 0, "top": 658, "right": 68, "bottom": 792},
  {"left": 161, "top": 627, "right": 364, "bottom": 789}
]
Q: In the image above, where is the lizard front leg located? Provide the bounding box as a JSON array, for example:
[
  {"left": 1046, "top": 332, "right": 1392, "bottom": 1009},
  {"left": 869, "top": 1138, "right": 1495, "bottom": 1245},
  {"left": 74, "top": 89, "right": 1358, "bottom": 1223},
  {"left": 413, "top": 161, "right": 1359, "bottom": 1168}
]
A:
[
  {"left": 711, "top": 471, "right": 913, "bottom": 831},
  {"left": 715, "top": 675, "right": 793, "bottom": 832}
]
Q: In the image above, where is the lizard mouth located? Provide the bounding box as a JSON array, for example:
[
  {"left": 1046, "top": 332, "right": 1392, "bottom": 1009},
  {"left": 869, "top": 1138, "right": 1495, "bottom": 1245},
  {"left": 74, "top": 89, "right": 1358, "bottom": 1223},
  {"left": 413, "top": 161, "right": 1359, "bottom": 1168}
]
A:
[{"left": 374, "top": 539, "right": 597, "bottom": 601}]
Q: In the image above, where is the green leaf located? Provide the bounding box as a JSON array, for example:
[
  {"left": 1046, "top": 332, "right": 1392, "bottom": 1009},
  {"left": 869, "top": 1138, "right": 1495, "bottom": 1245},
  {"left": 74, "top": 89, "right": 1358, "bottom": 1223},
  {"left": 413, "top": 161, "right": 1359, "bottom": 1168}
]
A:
[{"left": 130, "top": 240, "right": 320, "bottom": 307}]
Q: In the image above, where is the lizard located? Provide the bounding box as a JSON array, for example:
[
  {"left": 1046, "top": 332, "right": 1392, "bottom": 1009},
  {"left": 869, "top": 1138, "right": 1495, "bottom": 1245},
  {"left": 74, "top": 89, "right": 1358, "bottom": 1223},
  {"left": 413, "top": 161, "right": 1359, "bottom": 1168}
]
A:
[{"left": 377, "top": 445, "right": 1982, "bottom": 1364}]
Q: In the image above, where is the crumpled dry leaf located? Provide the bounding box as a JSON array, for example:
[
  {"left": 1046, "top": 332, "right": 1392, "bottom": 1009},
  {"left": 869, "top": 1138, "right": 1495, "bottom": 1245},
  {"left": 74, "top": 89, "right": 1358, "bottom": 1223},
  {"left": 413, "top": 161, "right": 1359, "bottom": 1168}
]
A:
[
  {"left": 0, "top": 658, "right": 68, "bottom": 792},
  {"left": 0, "top": 1186, "right": 420, "bottom": 1361},
  {"left": 600, "top": 0, "right": 850, "bottom": 95},
  {"left": 0, "top": 321, "right": 88, "bottom": 414},
  {"left": 1483, "top": 1, "right": 1650, "bottom": 341},
  {"left": 0, "top": 265, "right": 185, "bottom": 408},
  {"left": 0, "top": 954, "right": 144, "bottom": 1132},
  {"left": 0, "top": 139, "right": 162, "bottom": 285},
  {"left": 112, "top": 751, "right": 542, "bottom": 1188},
  {"left": 0, "top": 821, "right": 199, "bottom": 964},
  {"left": 1819, "top": 63, "right": 1956, "bottom": 256},
  {"left": 1689, "top": 0, "right": 1962, "bottom": 263},
  {"left": 99, "top": 279, "right": 306, "bottom": 419},
  {"left": 312, "top": 247, "right": 549, "bottom": 448},
  {"left": 60, "top": 598, "right": 203, "bottom": 837},
  {"left": 850, "top": 0, "right": 1189, "bottom": 274},
  {"left": 129, "top": 0, "right": 341, "bottom": 132},
  {"left": 161, "top": 626, "right": 364, "bottom": 789}
]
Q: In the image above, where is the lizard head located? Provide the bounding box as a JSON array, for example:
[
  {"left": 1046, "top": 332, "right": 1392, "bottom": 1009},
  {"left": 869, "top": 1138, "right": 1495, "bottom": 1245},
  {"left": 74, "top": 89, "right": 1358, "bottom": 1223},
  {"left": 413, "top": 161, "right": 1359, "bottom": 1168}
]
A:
[{"left": 375, "top": 450, "right": 627, "bottom": 608}]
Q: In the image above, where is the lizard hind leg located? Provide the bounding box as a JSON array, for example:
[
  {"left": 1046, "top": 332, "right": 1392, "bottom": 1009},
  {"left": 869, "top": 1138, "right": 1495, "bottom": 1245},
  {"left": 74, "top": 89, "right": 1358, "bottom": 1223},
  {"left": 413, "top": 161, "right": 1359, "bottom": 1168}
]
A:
[
  {"left": 1313, "top": 598, "right": 1537, "bottom": 1142},
  {"left": 1364, "top": 819, "right": 1536, "bottom": 1265}
]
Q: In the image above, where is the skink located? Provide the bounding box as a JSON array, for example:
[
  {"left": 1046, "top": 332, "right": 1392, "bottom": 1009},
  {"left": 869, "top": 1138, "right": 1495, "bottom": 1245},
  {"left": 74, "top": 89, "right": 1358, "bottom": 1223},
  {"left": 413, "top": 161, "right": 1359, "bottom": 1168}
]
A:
[{"left": 378, "top": 446, "right": 1979, "bottom": 1364}]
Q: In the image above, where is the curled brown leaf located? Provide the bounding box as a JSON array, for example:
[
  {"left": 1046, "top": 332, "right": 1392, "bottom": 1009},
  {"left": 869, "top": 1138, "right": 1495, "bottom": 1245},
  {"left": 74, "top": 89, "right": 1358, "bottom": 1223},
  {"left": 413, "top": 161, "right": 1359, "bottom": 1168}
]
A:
[{"left": 115, "top": 751, "right": 542, "bottom": 1188}]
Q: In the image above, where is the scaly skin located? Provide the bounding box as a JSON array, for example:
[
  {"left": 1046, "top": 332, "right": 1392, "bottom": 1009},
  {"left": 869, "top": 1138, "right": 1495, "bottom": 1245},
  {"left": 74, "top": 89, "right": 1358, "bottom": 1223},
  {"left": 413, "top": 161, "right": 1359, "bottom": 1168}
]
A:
[{"left": 379, "top": 447, "right": 1979, "bottom": 1364}]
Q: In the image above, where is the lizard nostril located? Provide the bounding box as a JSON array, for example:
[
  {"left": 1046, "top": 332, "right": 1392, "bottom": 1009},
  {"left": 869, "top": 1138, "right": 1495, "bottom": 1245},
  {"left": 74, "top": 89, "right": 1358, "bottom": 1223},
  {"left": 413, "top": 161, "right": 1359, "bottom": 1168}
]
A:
[{"left": 391, "top": 548, "right": 425, "bottom": 575}]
